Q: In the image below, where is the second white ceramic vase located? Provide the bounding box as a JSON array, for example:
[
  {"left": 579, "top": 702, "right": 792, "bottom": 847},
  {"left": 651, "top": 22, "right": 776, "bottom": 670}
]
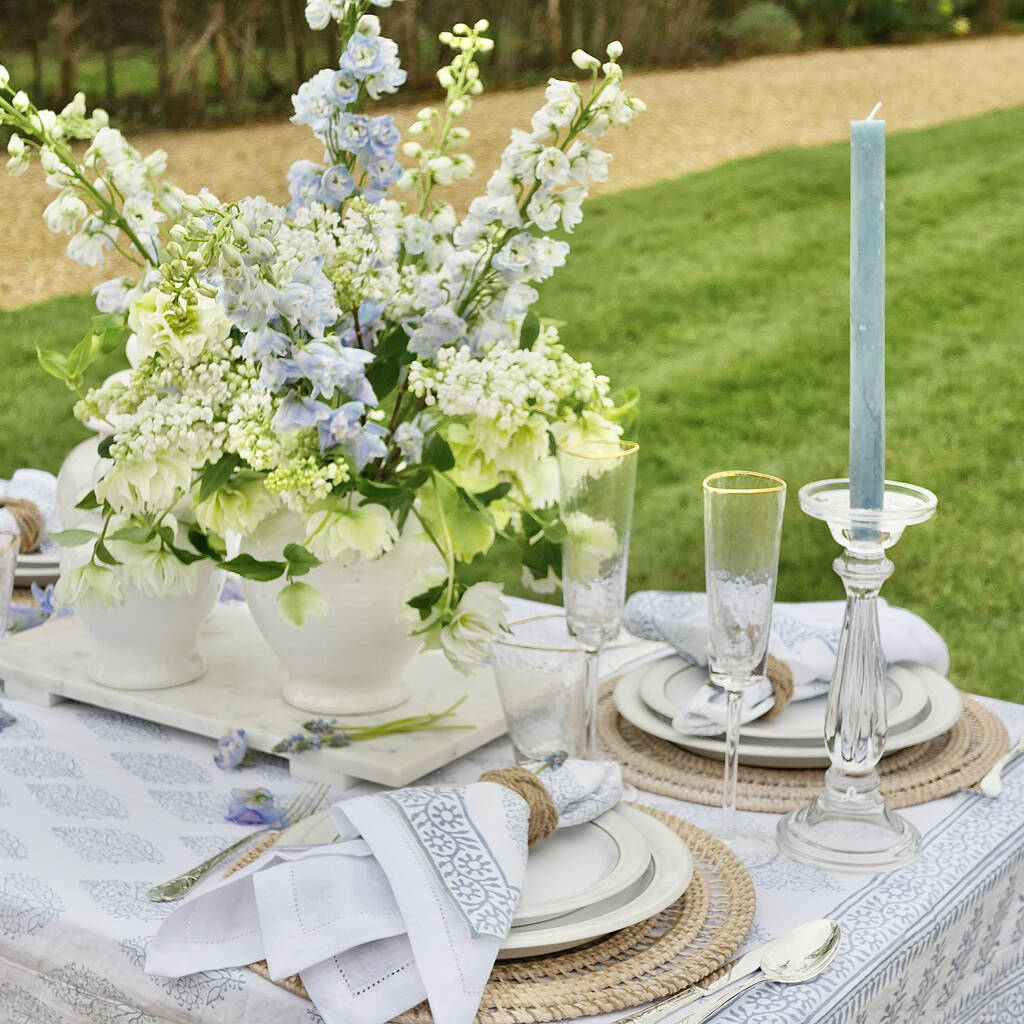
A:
[{"left": 241, "top": 510, "right": 435, "bottom": 715}]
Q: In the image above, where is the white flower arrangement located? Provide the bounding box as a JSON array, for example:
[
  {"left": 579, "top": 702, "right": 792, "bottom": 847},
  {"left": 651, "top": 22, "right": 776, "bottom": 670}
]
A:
[{"left": 0, "top": 1, "right": 644, "bottom": 671}]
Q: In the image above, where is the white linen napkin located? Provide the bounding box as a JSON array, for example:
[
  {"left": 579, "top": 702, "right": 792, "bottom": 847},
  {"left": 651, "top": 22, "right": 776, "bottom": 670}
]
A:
[
  {"left": 623, "top": 591, "right": 950, "bottom": 735},
  {"left": 146, "top": 759, "right": 621, "bottom": 1024},
  {"left": 0, "top": 469, "right": 60, "bottom": 553}
]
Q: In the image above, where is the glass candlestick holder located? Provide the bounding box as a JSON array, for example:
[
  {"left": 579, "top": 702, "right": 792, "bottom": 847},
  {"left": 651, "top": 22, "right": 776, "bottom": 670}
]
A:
[{"left": 776, "top": 478, "right": 937, "bottom": 873}]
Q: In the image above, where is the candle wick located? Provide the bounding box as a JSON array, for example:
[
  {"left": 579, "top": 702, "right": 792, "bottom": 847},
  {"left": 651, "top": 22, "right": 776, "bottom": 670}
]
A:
[{"left": 866, "top": 101, "right": 883, "bottom": 121}]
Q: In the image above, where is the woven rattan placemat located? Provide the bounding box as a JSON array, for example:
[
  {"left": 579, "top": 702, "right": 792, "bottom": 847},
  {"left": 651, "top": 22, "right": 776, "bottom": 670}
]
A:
[
  {"left": 226, "top": 804, "right": 755, "bottom": 1022},
  {"left": 598, "top": 685, "right": 1008, "bottom": 812}
]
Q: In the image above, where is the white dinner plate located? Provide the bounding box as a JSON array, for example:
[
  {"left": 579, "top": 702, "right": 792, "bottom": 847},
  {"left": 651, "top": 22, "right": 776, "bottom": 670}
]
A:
[
  {"left": 615, "top": 661, "right": 963, "bottom": 768},
  {"left": 638, "top": 654, "right": 930, "bottom": 744},
  {"left": 274, "top": 803, "right": 691, "bottom": 958}
]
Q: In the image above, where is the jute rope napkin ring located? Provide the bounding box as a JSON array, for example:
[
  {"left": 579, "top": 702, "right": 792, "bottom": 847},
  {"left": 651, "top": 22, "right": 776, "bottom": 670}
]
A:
[
  {"left": 0, "top": 496, "right": 43, "bottom": 553},
  {"left": 479, "top": 765, "right": 559, "bottom": 846},
  {"left": 763, "top": 654, "right": 794, "bottom": 718}
]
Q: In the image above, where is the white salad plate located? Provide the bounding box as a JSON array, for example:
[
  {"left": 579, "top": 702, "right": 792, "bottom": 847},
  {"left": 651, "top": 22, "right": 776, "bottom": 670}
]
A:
[
  {"left": 637, "top": 654, "right": 930, "bottom": 744},
  {"left": 499, "top": 804, "right": 692, "bottom": 958},
  {"left": 275, "top": 803, "right": 691, "bottom": 959},
  {"left": 615, "top": 661, "right": 963, "bottom": 768}
]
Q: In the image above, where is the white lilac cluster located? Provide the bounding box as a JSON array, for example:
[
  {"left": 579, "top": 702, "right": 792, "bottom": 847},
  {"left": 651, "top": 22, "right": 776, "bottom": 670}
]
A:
[{"left": 408, "top": 326, "right": 620, "bottom": 506}]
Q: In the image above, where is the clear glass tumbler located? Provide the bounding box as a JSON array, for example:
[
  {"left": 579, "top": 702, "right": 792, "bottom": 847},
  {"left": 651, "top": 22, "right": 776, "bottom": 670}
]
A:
[
  {"left": 703, "top": 470, "right": 786, "bottom": 867},
  {"left": 490, "top": 614, "right": 587, "bottom": 763},
  {"left": 557, "top": 439, "right": 639, "bottom": 758}
]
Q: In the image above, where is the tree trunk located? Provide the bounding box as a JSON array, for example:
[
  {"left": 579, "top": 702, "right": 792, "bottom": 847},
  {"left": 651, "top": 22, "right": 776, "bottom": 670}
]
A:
[
  {"left": 158, "top": 0, "right": 178, "bottom": 102},
  {"left": 103, "top": 48, "right": 116, "bottom": 106},
  {"left": 979, "top": 0, "right": 1005, "bottom": 31},
  {"left": 212, "top": 4, "right": 233, "bottom": 113},
  {"left": 547, "top": 0, "right": 562, "bottom": 67},
  {"left": 52, "top": 3, "right": 81, "bottom": 103},
  {"left": 31, "top": 40, "right": 44, "bottom": 98},
  {"left": 279, "top": 0, "right": 300, "bottom": 87}
]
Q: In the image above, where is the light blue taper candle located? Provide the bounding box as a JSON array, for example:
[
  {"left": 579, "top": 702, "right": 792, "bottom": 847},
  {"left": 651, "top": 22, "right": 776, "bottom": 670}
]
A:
[{"left": 849, "top": 104, "right": 886, "bottom": 511}]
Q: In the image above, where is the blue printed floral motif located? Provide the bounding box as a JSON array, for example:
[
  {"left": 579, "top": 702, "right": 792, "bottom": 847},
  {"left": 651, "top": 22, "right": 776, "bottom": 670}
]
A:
[
  {"left": 81, "top": 879, "right": 174, "bottom": 922},
  {"left": 0, "top": 712, "right": 44, "bottom": 740},
  {"left": 0, "top": 981, "right": 70, "bottom": 1024},
  {"left": 147, "top": 788, "right": 231, "bottom": 823},
  {"left": 773, "top": 612, "right": 842, "bottom": 653},
  {"left": 179, "top": 833, "right": 240, "bottom": 859},
  {"left": 0, "top": 786, "right": 10, "bottom": 807},
  {"left": 76, "top": 710, "right": 170, "bottom": 743},
  {"left": 0, "top": 829, "right": 28, "bottom": 859},
  {"left": 28, "top": 783, "right": 130, "bottom": 819},
  {"left": 307, "top": 1009, "right": 327, "bottom": 1023},
  {"left": 385, "top": 786, "right": 521, "bottom": 939},
  {"left": 53, "top": 827, "right": 164, "bottom": 864},
  {"left": 110, "top": 751, "right": 210, "bottom": 784},
  {"left": 0, "top": 873, "right": 64, "bottom": 937},
  {"left": 0, "top": 746, "right": 82, "bottom": 778},
  {"left": 750, "top": 851, "right": 843, "bottom": 893},
  {"left": 120, "top": 935, "right": 248, "bottom": 1010},
  {"left": 46, "top": 962, "right": 157, "bottom": 1024}
]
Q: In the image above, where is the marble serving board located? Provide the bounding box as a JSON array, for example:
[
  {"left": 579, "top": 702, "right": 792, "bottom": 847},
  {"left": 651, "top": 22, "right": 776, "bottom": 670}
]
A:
[{"left": 0, "top": 603, "right": 507, "bottom": 790}]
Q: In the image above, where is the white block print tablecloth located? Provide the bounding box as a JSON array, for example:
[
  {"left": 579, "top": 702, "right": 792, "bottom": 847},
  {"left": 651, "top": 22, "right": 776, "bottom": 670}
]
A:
[{"left": 0, "top": 685, "right": 1022, "bottom": 1024}]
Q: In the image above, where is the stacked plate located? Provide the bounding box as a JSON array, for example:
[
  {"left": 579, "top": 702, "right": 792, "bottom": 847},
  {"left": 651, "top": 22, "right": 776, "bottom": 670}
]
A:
[
  {"left": 614, "top": 653, "right": 963, "bottom": 768},
  {"left": 13, "top": 551, "right": 61, "bottom": 588},
  {"left": 278, "top": 803, "right": 693, "bottom": 959}
]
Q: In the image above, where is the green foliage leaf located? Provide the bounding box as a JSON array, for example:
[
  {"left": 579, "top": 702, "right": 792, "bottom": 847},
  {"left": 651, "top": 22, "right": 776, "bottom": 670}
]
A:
[
  {"left": 75, "top": 490, "right": 101, "bottom": 510},
  {"left": 197, "top": 452, "right": 242, "bottom": 504},
  {"left": 422, "top": 434, "right": 455, "bottom": 471},
  {"left": 48, "top": 528, "right": 97, "bottom": 547},
  {"left": 519, "top": 311, "right": 540, "bottom": 349},
  {"left": 407, "top": 582, "right": 446, "bottom": 620},
  {"left": 188, "top": 526, "right": 226, "bottom": 560},
  {"left": 473, "top": 482, "right": 511, "bottom": 506},
  {"left": 164, "top": 542, "right": 206, "bottom": 565},
  {"left": 36, "top": 348, "right": 69, "bottom": 381},
  {"left": 93, "top": 539, "right": 121, "bottom": 566},
  {"left": 277, "top": 581, "right": 328, "bottom": 627},
  {"left": 97, "top": 435, "right": 115, "bottom": 459},
  {"left": 108, "top": 525, "right": 156, "bottom": 543},
  {"left": 65, "top": 332, "right": 97, "bottom": 383},
  {"left": 219, "top": 553, "right": 287, "bottom": 582},
  {"left": 366, "top": 327, "right": 414, "bottom": 400},
  {"left": 283, "top": 542, "right": 321, "bottom": 577}
]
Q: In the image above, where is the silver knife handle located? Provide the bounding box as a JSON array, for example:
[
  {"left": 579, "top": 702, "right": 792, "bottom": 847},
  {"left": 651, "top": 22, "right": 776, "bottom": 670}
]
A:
[
  {"left": 670, "top": 973, "right": 764, "bottom": 1024},
  {"left": 615, "top": 985, "right": 709, "bottom": 1024}
]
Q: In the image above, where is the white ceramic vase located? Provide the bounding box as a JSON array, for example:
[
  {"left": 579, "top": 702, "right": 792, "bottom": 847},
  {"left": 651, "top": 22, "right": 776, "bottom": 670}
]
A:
[
  {"left": 241, "top": 509, "right": 434, "bottom": 715},
  {"left": 57, "top": 435, "right": 222, "bottom": 691}
]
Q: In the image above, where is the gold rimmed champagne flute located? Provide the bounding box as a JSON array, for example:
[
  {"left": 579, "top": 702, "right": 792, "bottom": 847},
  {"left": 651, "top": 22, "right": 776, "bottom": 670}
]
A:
[
  {"left": 557, "top": 440, "right": 639, "bottom": 758},
  {"left": 703, "top": 470, "right": 786, "bottom": 867}
]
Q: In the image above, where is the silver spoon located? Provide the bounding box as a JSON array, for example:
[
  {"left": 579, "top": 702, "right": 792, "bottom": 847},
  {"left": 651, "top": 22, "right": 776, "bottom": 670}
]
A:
[
  {"left": 670, "top": 918, "right": 841, "bottom": 1024},
  {"left": 977, "top": 732, "right": 1024, "bottom": 797}
]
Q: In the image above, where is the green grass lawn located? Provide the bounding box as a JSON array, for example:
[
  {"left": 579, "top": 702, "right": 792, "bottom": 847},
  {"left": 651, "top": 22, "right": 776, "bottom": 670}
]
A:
[{"left": 2, "top": 105, "right": 1022, "bottom": 701}]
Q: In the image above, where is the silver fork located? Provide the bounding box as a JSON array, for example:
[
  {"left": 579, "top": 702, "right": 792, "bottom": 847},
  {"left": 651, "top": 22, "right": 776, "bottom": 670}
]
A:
[
  {"left": 146, "top": 781, "right": 330, "bottom": 902},
  {"left": 975, "top": 732, "right": 1024, "bottom": 797}
]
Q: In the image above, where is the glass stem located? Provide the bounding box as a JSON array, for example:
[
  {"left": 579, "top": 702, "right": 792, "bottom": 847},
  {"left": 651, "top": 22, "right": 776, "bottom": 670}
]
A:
[
  {"left": 583, "top": 647, "right": 601, "bottom": 759},
  {"left": 722, "top": 682, "right": 744, "bottom": 833}
]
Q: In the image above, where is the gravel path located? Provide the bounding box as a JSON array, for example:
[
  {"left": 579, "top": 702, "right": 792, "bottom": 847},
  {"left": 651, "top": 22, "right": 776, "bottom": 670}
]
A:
[{"left": 4, "top": 34, "right": 1024, "bottom": 310}]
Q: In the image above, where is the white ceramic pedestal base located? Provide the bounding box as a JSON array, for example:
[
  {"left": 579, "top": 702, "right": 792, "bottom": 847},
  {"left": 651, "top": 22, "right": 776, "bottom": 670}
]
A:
[{"left": 0, "top": 603, "right": 506, "bottom": 790}]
